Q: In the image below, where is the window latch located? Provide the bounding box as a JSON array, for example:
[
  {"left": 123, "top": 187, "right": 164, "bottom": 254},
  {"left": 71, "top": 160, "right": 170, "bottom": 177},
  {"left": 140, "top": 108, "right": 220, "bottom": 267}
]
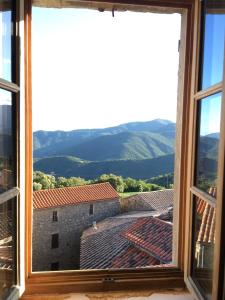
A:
[{"left": 102, "top": 276, "right": 115, "bottom": 283}]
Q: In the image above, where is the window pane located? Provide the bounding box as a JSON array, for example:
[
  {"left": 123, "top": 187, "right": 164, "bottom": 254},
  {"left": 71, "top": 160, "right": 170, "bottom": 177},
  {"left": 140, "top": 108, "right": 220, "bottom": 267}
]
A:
[
  {"left": 200, "top": 0, "right": 225, "bottom": 90},
  {"left": 0, "top": 1, "right": 12, "bottom": 82},
  {"left": 0, "top": 198, "right": 16, "bottom": 298},
  {"left": 195, "top": 93, "right": 221, "bottom": 195},
  {"left": 191, "top": 196, "right": 215, "bottom": 300},
  {"left": 0, "top": 89, "right": 15, "bottom": 193}
]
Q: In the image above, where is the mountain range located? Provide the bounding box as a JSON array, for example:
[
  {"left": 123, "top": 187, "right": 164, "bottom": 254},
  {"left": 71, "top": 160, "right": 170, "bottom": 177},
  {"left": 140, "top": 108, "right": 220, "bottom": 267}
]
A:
[
  {"left": 33, "top": 119, "right": 219, "bottom": 180},
  {"left": 33, "top": 119, "right": 176, "bottom": 160}
]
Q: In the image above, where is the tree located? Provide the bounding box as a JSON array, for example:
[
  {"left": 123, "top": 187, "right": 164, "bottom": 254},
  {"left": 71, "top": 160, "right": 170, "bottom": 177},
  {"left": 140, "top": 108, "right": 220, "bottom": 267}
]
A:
[
  {"left": 95, "top": 174, "right": 124, "bottom": 193},
  {"left": 33, "top": 171, "right": 56, "bottom": 190},
  {"left": 33, "top": 182, "right": 42, "bottom": 191}
]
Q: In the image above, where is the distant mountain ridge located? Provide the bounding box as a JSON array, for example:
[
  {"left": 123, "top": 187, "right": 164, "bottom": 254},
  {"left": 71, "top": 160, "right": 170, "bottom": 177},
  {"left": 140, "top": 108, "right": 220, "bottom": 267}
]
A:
[
  {"left": 33, "top": 119, "right": 220, "bottom": 180},
  {"left": 33, "top": 154, "right": 175, "bottom": 180},
  {"left": 33, "top": 119, "right": 176, "bottom": 160}
]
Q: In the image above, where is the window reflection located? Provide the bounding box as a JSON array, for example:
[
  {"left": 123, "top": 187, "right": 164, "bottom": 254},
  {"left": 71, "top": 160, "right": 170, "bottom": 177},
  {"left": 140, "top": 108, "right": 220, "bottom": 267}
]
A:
[
  {"left": 0, "top": 89, "right": 14, "bottom": 193},
  {"left": 0, "top": 199, "right": 15, "bottom": 298},
  {"left": 200, "top": 0, "right": 225, "bottom": 90},
  {"left": 195, "top": 93, "right": 221, "bottom": 195},
  {"left": 192, "top": 196, "right": 216, "bottom": 300},
  {"left": 0, "top": 1, "right": 12, "bottom": 82}
]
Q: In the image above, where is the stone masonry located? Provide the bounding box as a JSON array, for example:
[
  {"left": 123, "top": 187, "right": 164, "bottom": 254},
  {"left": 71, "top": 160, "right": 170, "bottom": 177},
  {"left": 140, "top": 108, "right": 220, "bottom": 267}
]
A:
[{"left": 32, "top": 184, "right": 120, "bottom": 271}]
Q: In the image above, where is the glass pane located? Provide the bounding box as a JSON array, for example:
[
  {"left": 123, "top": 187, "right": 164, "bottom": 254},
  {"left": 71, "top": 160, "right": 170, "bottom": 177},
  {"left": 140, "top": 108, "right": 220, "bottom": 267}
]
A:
[
  {"left": 0, "top": 89, "right": 15, "bottom": 193},
  {"left": 200, "top": 0, "right": 225, "bottom": 90},
  {"left": 191, "top": 196, "right": 215, "bottom": 300},
  {"left": 195, "top": 93, "right": 221, "bottom": 195},
  {"left": 0, "top": 0, "right": 12, "bottom": 81},
  {"left": 0, "top": 198, "right": 16, "bottom": 298}
]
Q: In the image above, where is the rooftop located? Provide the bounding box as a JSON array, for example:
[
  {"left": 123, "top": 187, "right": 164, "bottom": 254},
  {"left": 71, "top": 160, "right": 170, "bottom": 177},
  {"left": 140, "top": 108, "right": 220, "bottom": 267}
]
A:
[
  {"left": 80, "top": 214, "right": 172, "bottom": 269},
  {"left": 121, "top": 217, "right": 172, "bottom": 263},
  {"left": 33, "top": 182, "right": 119, "bottom": 209},
  {"left": 197, "top": 198, "right": 215, "bottom": 244},
  {"left": 122, "top": 189, "right": 174, "bottom": 213}
]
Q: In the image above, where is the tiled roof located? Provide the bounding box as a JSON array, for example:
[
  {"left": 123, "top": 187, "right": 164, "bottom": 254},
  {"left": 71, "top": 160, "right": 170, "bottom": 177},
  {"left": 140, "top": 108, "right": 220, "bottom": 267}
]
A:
[
  {"left": 123, "top": 189, "right": 174, "bottom": 212},
  {"left": 121, "top": 217, "right": 172, "bottom": 263},
  {"left": 0, "top": 212, "right": 13, "bottom": 270},
  {"left": 0, "top": 213, "right": 12, "bottom": 240},
  {"left": 80, "top": 217, "right": 136, "bottom": 269},
  {"left": 33, "top": 183, "right": 119, "bottom": 209},
  {"left": 111, "top": 246, "right": 160, "bottom": 269},
  {"left": 197, "top": 198, "right": 215, "bottom": 244},
  {"left": 139, "top": 189, "right": 174, "bottom": 211},
  {"left": 80, "top": 214, "right": 172, "bottom": 269}
]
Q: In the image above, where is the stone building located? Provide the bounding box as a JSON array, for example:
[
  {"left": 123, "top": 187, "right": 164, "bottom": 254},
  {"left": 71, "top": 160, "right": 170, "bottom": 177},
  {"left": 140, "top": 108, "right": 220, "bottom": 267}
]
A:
[{"left": 32, "top": 182, "right": 120, "bottom": 271}]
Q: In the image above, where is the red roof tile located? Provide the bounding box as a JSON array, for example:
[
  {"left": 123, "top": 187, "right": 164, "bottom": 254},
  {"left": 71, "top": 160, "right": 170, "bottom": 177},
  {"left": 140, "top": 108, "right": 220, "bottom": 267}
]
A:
[
  {"left": 111, "top": 246, "right": 160, "bottom": 269},
  {"left": 33, "top": 183, "right": 119, "bottom": 209},
  {"left": 197, "top": 199, "right": 215, "bottom": 244},
  {"left": 121, "top": 217, "right": 172, "bottom": 263}
]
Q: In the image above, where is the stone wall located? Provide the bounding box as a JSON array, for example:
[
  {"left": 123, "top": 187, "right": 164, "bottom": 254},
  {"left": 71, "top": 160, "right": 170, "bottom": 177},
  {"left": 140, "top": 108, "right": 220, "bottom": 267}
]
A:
[
  {"left": 120, "top": 195, "right": 152, "bottom": 212},
  {"left": 32, "top": 198, "right": 120, "bottom": 271}
]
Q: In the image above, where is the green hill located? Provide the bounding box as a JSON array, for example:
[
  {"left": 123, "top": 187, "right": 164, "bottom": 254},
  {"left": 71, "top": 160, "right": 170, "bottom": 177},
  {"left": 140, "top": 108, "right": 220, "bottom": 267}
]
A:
[
  {"left": 33, "top": 154, "right": 175, "bottom": 180},
  {"left": 57, "top": 131, "right": 174, "bottom": 161},
  {"left": 33, "top": 119, "right": 175, "bottom": 159}
]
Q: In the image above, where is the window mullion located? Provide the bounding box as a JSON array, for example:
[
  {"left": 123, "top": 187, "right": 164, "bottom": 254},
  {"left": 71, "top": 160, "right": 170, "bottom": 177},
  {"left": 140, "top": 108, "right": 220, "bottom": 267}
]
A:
[
  {"left": 194, "top": 83, "right": 223, "bottom": 101},
  {"left": 0, "top": 79, "right": 20, "bottom": 93},
  {"left": 0, "top": 188, "right": 20, "bottom": 206}
]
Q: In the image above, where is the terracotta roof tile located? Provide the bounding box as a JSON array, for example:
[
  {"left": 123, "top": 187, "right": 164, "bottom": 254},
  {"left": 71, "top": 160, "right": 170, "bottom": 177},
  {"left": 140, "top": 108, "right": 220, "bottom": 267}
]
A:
[
  {"left": 197, "top": 201, "right": 215, "bottom": 244},
  {"left": 196, "top": 187, "right": 216, "bottom": 244},
  {"left": 111, "top": 246, "right": 160, "bottom": 268},
  {"left": 33, "top": 183, "right": 119, "bottom": 209},
  {"left": 121, "top": 217, "right": 172, "bottom": 263}
]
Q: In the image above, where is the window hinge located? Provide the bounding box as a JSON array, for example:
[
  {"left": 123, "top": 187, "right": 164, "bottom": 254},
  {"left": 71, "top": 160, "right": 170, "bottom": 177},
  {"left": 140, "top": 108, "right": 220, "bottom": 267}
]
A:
[{"left": 178, "top": 39, "right": 181, "bottom": 52}]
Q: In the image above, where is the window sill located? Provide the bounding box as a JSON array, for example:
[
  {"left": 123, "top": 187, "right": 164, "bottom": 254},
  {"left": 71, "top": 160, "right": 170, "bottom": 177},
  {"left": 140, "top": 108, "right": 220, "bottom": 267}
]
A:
[
  {"left": 21, "top": 288, "right": 193, "bottom": 299},
  {"left": 23, "top": 268, "right": 185, "bottom": 295}
]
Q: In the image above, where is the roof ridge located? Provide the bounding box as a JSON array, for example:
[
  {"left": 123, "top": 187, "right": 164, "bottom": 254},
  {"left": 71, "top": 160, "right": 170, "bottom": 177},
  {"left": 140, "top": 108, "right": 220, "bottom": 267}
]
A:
[{"left": 33, "top": 182, "right": 114, "bottom": 194}]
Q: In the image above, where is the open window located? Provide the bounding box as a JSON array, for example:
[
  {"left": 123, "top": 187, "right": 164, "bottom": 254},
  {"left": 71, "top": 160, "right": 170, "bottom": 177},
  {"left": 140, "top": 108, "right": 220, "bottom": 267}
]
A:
[
  {"left": 0, "top": 1, "right": 20, "bottom": 299},
  {"left": 30, "top": 1, "right": 187, "bottom": 272},
  {"left": 24, "top": 0, "right": 196, "bottom": 293},
  {"left": 19, "top": 0, "right": 224, "bottom": 298},
  {"left": 185, "top": 1, "right": 225, "bottom": 299}
]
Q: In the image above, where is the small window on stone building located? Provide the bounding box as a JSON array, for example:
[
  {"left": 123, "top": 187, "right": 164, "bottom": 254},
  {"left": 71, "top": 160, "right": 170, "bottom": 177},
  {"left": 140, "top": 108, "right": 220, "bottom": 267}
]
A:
[
  {"left": 51, "top": 233, "right": 59, "bottom": 249},
  {"left": 52, "top": 211, "right": 58, "bottom": 222},
  {"left": 89, "top": 204, "right": 94, "bottom": 215},
  {"left": 51, "top": 262, "right": 59, "bottom": 271}
]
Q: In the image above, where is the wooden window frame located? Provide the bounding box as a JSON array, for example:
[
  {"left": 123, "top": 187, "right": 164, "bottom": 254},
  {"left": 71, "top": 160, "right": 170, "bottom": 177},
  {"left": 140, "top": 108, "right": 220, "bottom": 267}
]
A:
[
  {"left": 0, "top": 1, "right": 21, "bottom": 299},
  {"left": 24, "top": 0, "right": 196, "bottom": 296},
  {"left": 184, "top": 1, "right": 225, "bottom": 299}
]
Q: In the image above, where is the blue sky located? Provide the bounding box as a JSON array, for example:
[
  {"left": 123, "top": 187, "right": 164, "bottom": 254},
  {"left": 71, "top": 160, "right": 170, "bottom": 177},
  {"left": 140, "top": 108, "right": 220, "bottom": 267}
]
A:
[
  {"left": 0, "top": 10, "right": 12, "bottom": 81},
  {"left": 200, "top": 93, "right": 221, "bottom": 136},
  {"left": 32, "top": 8, "right": 181, "bottom": 131},
  {"left": 202, "top": 14, "right": 225, "bottom": 89}
]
